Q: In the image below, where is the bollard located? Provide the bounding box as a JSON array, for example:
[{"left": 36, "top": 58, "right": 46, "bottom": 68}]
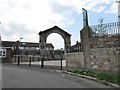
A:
[
  {"left": 21, "top": 55, "right": 22, "bottom": 62},
  {"left": 41, "top": 58, "right": 44, "bottom": 68},
  {"left": 33, "top": 56, "right": 34, "bottom": 62},
  {"left": 15, "top": 55, "right": 16, "bottom": 62},
  {"left": 29, "top": 57, "right": 31, "bottom": 66},
  {"left": 61, "top": 58, "right": 62, "bottom": 70},
  {"left": 17, "top": 56, "right": 20, "bottom": 66}
]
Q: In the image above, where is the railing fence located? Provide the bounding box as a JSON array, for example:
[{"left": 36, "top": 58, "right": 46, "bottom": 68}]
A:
[{"left": 90, "top": 22, "right": 120, "bottom": 37}]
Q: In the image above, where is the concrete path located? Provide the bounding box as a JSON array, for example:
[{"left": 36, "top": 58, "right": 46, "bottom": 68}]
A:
[{"left": 2, "top": 64, "right": 112, "bottom": 88}]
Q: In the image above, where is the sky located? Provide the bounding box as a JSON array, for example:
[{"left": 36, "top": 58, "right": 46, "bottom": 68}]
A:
[{"left": 0, "top": 0, "right": 118, "bottom": 50}]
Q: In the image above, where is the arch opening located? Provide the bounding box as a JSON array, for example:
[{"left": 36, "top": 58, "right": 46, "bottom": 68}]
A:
[
  {"left": 47, "top": 33, "right": 64, "bottom": 50},
  {"left": 39, "top": 26, "right": 71, "bottom": 53}
]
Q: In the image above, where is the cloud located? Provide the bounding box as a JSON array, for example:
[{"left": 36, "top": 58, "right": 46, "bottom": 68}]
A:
[
  {"left": 54, "top": 0, "right": 114, "bottom": 14},
  {"left": 47, "top": 33, "right": 64, "bottom": 49},
  {"left": 105, "top": 2, "right": 118, "bottom": 14},
  {"left": 92, "top": 6, "right": 106, "bottom": 13},
  {"left": 0, "top": 1, "right": 66, "bottom": 36},
  {"left": 0, "top": 0, "right": 117, "bottom": 49}
]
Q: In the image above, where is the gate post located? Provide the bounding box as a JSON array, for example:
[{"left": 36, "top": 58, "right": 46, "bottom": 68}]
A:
[
  {"left": 41, "top": 58, "right": 44, "bottom": 68},
  {"left": 17, "top": 56, "right": 20, "bottom": 66},
  {"left": 61, "top": 57, "right": 62, "bottom": 70},
  {"left": 80, "top": 26, "right": 91, "bottom": 69},
  {"left": 29, "top": 56, "right": 31, "bottom": 66},
  {"left": 60, "top": 48, "right": 63, "bottom": 70},
  {"left": 14, "top": 55, "right": 16, "bottom": 62}
]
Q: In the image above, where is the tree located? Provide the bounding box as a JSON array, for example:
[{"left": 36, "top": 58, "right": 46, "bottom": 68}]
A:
[{"left": 96, "top": 17, "right": 107, "bottom": 36}]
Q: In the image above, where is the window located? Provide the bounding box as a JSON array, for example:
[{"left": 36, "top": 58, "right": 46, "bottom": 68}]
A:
[
  {"left": 0, "top": 51, "right": 2, "bottom": 56},
  {"left": 0, "top": 48, "right": 6, "bottom": 58},
  {"left": 2, "top": 49, "right": 6, "bottom": 57},
  {"left": 3, "top": 51, "right": 5, "bottom": 54}
]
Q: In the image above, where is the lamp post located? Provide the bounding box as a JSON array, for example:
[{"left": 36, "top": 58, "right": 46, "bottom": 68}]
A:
[
  {"left": 15, "top": 40, "right": 20, "bottom": 66},
  {"left": 20, "top": 37, "right": 23, "bottom": 47},
  {"left": 20, "top": 37, "right": 23, "bottom": 62}
]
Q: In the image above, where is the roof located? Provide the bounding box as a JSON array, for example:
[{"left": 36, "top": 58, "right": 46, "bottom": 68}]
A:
[
  {"left": 22, "top": 42, "right": 39, "bottom": 47},
  {"left": 2, "top": 41, "right": 15, "bottom": 47},
  {"left": 71, "top": 42, "right": 82, "bottom": 48},
  {"left": 2, "top": 41, "right": 54, "bottom": 48},
  {"left": 2, "top": 41, "right": 39, "bottom": 47},
  {"left": 46, "top": 43, "right": 54, "bottom": 48},
  {"left": 38, "top": 26, "right": 71, "bottom": 36}
]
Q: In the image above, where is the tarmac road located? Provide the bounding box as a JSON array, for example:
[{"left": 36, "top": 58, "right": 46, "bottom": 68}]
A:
[{"left": 2, "top": 64, "right": 112, "bottom": 88}]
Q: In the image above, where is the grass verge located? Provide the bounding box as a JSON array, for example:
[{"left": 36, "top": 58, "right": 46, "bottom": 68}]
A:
[{"left": 67, "top": 70, "right": 120, "bottom": 85}]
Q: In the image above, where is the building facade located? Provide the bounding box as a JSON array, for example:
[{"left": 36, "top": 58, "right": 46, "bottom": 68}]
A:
[{"left": 1, "top": 41, "right": 54, "bottom": 62}]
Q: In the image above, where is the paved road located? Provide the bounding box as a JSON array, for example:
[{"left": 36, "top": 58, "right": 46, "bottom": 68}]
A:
[{"left": 2, "top": 64, "right": 112, "bottom": 88}]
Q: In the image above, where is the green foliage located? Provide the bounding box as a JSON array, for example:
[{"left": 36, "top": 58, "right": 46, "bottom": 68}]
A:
[
  {"left": 97, "top": 17, "right": 107, "bottom": 35},
  {"left": 96, "top": 72, "right": 120, "bottom": 85},
  {"left": 70, "top": 70, "right": 120, "bottom": 85}
]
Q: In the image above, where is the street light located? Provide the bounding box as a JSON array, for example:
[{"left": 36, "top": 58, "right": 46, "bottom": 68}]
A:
[
  {"left": 20, "top": 37, "right": 23, "bottom": 46},
  {"left": 20, "top": 37, "right": 23, "bottom": 62},
  {"left": 20, "top": 37, "right": 23, "bottom": 53}
]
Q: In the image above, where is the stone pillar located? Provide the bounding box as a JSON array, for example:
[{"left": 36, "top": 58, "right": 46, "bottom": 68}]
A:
[
  {"left": 80, "top": 26, "right": 91, "bottom": 69},
  {"left": 64, "top": 36, "right": 71, "bottom": 53},
  {"left": 39, "top": 34, "right": 46, "bottom": 49},
  {"left": 39, "top": 34, "right": 47, "bottom": 58}
]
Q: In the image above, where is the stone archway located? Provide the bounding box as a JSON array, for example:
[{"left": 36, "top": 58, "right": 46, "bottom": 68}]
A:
[{"left": 38, "top": 26, "right": 71, "bottom": 53}]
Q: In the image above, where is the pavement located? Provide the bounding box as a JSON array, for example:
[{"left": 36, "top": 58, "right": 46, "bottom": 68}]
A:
[{"left": 2, "top": 64, "right": 116, "bottom": 88}]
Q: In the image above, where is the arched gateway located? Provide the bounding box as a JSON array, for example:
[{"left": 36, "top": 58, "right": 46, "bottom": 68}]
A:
[{"left": 38, "top": 26, "right": 71, "bottom": 53}]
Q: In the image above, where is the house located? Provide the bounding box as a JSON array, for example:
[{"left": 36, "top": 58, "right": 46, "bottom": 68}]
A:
[
  {"left": 1, "top": 41, "right": 54, "bottom": 62},
  {"left": 68, "top": 41, "right": 83, "bottom": 53},
  {"left": 40, "top": 43, "right": 54, "bottom": 60},
  {"left": 0, "top": 41, "right": 14, "bottom": 63}
]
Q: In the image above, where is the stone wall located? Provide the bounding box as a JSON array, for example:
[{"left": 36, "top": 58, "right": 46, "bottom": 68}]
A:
[
  {"left": 64, "top": 52, "right": 84, "bottom": 68},
  {"left": 90, "top": 36, "right": 119, "bottom": 72},
  {"left": 81, "top": 26, "right": 120, "bottom": 72}
]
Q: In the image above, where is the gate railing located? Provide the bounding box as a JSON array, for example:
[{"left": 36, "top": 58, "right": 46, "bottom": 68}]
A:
[
  {"left": 90, "top": 22, "right": 120, "bottom": 37},
  {"left": 68, "top": 43, "right": 83, "bottom": 53}
]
